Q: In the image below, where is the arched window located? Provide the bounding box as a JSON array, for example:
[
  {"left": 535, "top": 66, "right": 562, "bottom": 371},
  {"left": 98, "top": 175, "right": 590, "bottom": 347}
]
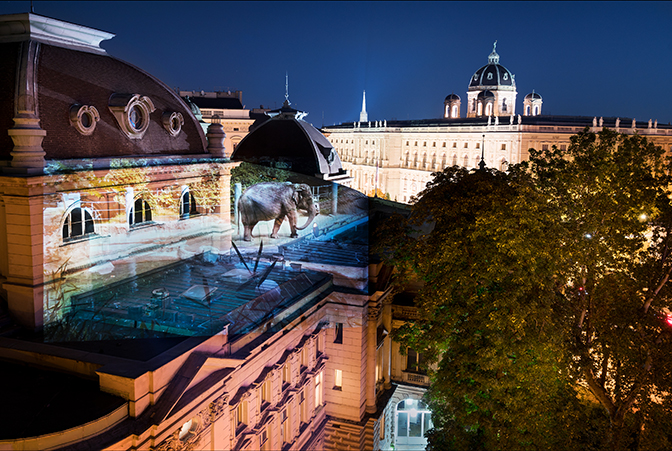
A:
[
  {"left": 502, "top": 98, "right": 507, "bottom": 112},
  {"left": 63, "top": 206, "right": 95, "bottom": 241},
  {"left": 525, "top": 105, "right": 531, "bottom": 116},
  {"left": 485, "top": 103, "right": 492, "bottom": 116},
  {"left": 422, "top": 153, "right": 427, "bottom": 168},
  {"left": 180, "top": 190, "right": 198, "bottom": 219},
  {"left": 477, "top": 102, "right": 483, "bottom": 116},
  {"left": 500, "top": 159, "right": 508, "bottom": 171},
  {"left": 130, "top": 197, "right": 152, "bottom": 227},
  {"left": 534, "top": 106, "right": 539, "bottom": 115},
  {"left": 452, "top": 154, "right": 457, "bottom": 166},
  {"left": 431, "top": 154, "right": 437, "bottom": 169}
]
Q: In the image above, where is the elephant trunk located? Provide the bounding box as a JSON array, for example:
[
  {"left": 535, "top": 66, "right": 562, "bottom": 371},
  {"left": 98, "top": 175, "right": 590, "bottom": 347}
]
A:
[{"left": 295, "top": 204, "right": 318, "bottom": 231}]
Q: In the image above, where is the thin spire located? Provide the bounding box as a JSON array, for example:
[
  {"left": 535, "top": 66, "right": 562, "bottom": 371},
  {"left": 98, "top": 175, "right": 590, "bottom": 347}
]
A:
[
  {"left": 284, "top": 72, "right": 290, "bottom": 106},
  {"left": 359, "top": 90, "right": 368, "bottom": 122}
]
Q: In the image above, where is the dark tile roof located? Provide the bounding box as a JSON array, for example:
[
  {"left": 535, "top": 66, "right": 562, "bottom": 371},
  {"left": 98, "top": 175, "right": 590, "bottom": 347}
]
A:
[
  {"left": 0, "top": 359, "right": 125, "bottom": 439},
  {"left": 2, "top": 42, "right": 208, "bottom": 161},
  {"left": 188, "top": 96, "right": 244, "bottom": 110}
]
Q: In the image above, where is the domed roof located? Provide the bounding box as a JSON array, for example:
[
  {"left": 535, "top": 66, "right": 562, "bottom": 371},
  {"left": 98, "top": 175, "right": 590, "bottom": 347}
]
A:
[
  {"left": 525, "top": 91, "right": 542, "bottom": 100},
  {"left": 477, "top": 90, "right": 495, "bottom": 100},
  {"left": 468, "top": 42, "right": 515, "bottom": 90},
  {"left": 0, "top": 13, "right": 206, "bottom": 162},
  {"left": 445, "top": 93, "right": 461, "bottom": 102},
  {"left": 231, "top": 100, "right": 346, "bottom": 179}
]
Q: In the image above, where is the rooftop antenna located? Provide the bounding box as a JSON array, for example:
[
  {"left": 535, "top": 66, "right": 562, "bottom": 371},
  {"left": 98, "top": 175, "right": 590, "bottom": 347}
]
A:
[
  {"left": 284, "top": 72, "right": 290, "bottom": 106},
  {"left": 30, "top": 0, "right": 34, "bottom": 13}
]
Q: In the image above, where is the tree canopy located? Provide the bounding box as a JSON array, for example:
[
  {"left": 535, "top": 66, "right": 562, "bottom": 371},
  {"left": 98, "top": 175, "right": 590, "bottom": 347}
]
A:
[{"left": 378, "top": 129, "right": 672, "bottom": 450}]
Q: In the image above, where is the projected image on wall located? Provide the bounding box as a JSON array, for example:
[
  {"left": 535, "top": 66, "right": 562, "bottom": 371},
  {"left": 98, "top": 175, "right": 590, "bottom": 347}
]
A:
[{"left": 41, "top": 162, "right": 369, "bottom": 343}]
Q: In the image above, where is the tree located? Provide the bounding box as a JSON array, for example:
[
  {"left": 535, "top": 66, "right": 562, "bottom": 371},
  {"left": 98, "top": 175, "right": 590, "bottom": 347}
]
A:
[{"left": 379, "top": 129, "right": 672, "bottom": 450}]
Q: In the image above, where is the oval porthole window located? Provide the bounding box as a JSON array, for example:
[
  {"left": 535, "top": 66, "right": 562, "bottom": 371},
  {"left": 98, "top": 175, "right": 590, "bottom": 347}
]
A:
[
  {"left": 69, "top": 104, "right": 100, "bottom": 136},
  {"left": 129, "top": 105, "right": 144, "bottom": 130},
  {"left": 162, "top": 111, "right": 184, "bottom": 137},
  {"left": 109, "top": 94, "right": 155, "bottom": 139}
]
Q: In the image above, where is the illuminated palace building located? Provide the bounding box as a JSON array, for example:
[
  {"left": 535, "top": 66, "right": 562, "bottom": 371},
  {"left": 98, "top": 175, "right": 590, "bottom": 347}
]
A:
[
  {"left": 323, "top": 42, "right": 672, "bottom": 202},
  {"left": 0, "top": 13, "right": 431, "bottom": 451}
]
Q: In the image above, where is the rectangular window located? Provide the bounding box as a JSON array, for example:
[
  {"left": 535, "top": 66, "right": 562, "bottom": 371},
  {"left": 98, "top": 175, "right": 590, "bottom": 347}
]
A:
[
  {"left": 376, "top": 346, "right": 383, "bottom": 382},
  {"left": 299, "top": 390, "right": 307, "bottom": 424},
  {"left": 283, "top": 362, "right": 291, "bottom": 386},
  {"left": 334, "top": 323, "right": 343, "bottom": 344},
  {"left": 281, "top": 408, "right": 290, "bottom": 443},
  {"left": 542, "top": 144, "right": 549, "bottom": 151},
  {"left": 334, "top": 369, "right": 343, "bottom": 390},
  {"left": 406, "top": 348, "right": 427, "bottom": 374},
  {"left": 259, "top": 379, "right": 271, "bottom": 410},
  {"left": 301, "top": 347, "right": 308, "bottom": 369},
  {"left": 501, "top": 143, "right": 506, "bottom": 150},
  {"left": 560, "top": 144, "right": 567, "bottom": 151},
  {"left": 235, "top": 400, "right": 248, "bottom": 431},
  {"left": 260, "top": 425, "right": 270, "bottom": 451},
  {"left": 315, "top": 371, "right": 323, "bottom": 408},
  {"left": 316, "top": 334, "right": 323, "bottom": 356}
]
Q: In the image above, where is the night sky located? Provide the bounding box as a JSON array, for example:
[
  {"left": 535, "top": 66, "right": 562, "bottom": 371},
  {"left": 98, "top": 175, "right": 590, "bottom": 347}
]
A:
[{"left": 3, "top": 1, "right": 671, "bottom": 127}]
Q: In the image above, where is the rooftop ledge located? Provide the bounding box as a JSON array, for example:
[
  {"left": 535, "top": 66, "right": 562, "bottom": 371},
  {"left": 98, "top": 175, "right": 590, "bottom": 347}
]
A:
[{"left": 0, "top": 13, "right": 115, "bottom": 54}]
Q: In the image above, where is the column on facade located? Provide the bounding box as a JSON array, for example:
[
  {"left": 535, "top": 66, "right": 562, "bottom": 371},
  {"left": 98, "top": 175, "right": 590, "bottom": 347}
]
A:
[
  {"left": 365, "top": 303, "right": 378, "bottom": 414},
  {"left": 3, "top": 193, "right": 45, "bottom": 330},
  {"left": 382, "top": 296, "right": 392, "bottom": 389}
]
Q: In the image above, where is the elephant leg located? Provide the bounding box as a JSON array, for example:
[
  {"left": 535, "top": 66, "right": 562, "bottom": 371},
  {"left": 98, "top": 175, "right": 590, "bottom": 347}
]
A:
[
  {"left": 270, "top": 217, "right": 284, "bottom": 238},
  {"left": 243, "top": 222, "right": 256, "bottom": 241},
  {"left": 288, "top": 211, "right": 298, "bottom": 238}
]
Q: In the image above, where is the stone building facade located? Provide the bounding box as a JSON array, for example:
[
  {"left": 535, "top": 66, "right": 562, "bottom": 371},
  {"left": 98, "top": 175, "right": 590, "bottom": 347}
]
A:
[
  {"left": 0, "top": 12, "right": 430, "bottom": 451},
  {"left": 323, "top": 45, "right": 672, "bottom": 203}
]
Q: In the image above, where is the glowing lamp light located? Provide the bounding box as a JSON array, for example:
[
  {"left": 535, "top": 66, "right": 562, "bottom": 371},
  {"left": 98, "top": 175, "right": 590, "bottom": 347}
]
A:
[
  {"left": 584, "top": 233, "right": 592, "bottom": 239},
  {"left": 639, "top": 213, "right": 649, "bottom": 222},
  {"left": 666, "top": 315, "right": 672, "bottom": 327}
]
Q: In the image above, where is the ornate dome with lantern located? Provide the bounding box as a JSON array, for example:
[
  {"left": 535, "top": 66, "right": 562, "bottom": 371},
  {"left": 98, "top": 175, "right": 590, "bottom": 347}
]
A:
[{"left": 466, "top": 42, "right": 517, "bottom": 118}]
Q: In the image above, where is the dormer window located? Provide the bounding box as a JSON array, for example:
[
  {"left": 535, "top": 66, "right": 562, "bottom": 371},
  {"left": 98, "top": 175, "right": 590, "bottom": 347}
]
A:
[{"left": 109, "top": 94, "right": 155, "bottom": 139}]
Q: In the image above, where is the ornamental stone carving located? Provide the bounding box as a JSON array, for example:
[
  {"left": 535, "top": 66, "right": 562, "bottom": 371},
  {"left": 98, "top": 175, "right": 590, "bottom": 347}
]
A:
[
  {"left": 162, "top": 111, "right": 184, "bottom": 137},
  {"left": 109, "top": 93, "right": 155, "bottom": 139},
  {"left": 69, "top": 104, "right": 100, "bottom": 135}
]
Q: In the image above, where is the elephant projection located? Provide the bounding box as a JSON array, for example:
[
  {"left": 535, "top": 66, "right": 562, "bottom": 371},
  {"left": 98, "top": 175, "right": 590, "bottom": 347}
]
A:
[{"left": 238, "top": 182, "right": 318, "bottom": 241}]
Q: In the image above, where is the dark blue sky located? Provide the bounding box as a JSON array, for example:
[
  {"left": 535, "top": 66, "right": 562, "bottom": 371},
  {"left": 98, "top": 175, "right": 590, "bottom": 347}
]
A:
[{"left": 3, "top": 1, "right": 672, "bottom": 127}]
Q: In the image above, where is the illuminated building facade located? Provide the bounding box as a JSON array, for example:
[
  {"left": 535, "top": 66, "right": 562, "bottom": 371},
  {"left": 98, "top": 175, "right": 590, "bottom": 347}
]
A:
[
  {"left": 323, "top": 45, "right": 672, "bottom": 203},
  {"left": 179, "top": 90, "right": 256, "bottom": 152},
  {"left": 0, "top": 12, "right": 430, "bottom": 451}
]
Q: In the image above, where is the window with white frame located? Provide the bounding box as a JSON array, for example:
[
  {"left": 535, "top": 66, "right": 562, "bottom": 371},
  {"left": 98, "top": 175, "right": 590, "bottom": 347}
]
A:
[
  {"left": 63, "top": 206, "right": 95, "bottom": 241},
  {"left": 180, "top": 189, "right": 198, "bottom": 219},
  {"left": 129, "top": 197, "right": 152, "bottom": 227}
]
